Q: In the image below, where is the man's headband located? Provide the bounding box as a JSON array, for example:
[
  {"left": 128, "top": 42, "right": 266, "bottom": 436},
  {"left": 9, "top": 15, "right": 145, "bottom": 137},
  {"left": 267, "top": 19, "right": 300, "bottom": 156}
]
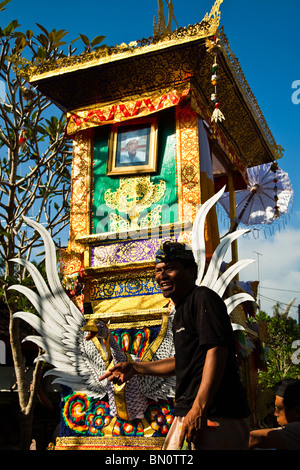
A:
[{"left": 155, "top": 241, "right": 195, "bottom": 264}]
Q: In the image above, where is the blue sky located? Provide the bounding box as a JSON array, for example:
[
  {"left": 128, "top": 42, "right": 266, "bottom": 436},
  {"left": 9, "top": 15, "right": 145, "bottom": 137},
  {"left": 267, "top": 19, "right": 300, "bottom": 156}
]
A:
[{"left": 1, "top": 0, "right": 300, "bottom": 318}]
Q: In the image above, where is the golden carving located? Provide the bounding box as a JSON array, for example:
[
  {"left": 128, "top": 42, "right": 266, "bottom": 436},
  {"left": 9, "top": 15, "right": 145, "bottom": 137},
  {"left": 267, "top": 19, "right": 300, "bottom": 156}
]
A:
[
  {"left": 104, "top": 176, "right": 167, "bottom": 231},
  {"left": 85, "top": 307, "right": 168, "bottom": 326},
  {"left": 142, "top": 313, "right": 170, "bottom": 362},
  {"left": 59, "top": 130, "right": 92, "bottom": 276},
  {"left": 153, "top": 0, "right": 179, "bottom": 38},
  {"left": 91, "top": 295, "right": 167, "bottom": 319},
  {"left": 55, "top": 435, "right": 165, "bottom": 450},
  {"left": 176, "top": 103, "right": 201, "bottom": 221},
  {"left": 24, "top": 0, "right": 222, "bottom": 83},
  {"left": 68, "top": 131, "right": 92, "bottom": 252},
  {"left": 218, "top": 27, "right": 284, "bottom": 161}
]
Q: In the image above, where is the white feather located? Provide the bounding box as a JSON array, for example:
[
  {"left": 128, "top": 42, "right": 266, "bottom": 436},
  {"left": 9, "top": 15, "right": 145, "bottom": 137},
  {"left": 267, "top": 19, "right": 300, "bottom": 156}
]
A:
[
  {"left": 192, "top": 186, "right": 226, "bottom": 282},
  {"left": 225, "top": 293, "right": 255, "bottom": 314},
  {"left": 213, "top": 259, "right": 255, "bottom": 298},
  {"left": 231, "top": 323, "right": 246, "bottom": 331},
  {"left": 200, "top": 229, "right": 250, "bottom": 288}
]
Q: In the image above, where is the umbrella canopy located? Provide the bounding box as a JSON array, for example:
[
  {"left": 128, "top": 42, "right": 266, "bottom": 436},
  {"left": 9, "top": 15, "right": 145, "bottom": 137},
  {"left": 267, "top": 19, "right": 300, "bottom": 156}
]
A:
[{"left": 219, "top": 163, "right": 293, "bottom": 231}]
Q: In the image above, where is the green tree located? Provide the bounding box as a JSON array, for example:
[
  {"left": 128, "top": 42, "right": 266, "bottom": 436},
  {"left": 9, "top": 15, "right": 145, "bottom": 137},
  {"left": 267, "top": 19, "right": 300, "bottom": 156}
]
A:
[
  {"left": 0, "top": 0, "right": 106, "bottom": 449},
  {"left": 257, "top": 300, "right": 300, "bottom": 391}
]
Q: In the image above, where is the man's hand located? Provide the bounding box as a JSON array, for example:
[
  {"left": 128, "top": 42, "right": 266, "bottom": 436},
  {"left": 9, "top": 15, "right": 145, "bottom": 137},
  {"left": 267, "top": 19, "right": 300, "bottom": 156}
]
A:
[
  {"left": 178, "top": 404, "right": 207, "bottom": 449},
  {"left": 99, "top": 362, "right": 135, "bottom": 385}
]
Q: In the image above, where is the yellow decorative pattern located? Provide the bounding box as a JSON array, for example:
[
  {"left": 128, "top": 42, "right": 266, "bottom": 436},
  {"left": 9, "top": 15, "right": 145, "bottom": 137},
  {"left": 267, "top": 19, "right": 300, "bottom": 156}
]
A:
[
  {"left": 69, "top": 131, "right": 92, "bottom": 251},
  {"left": 176, "top": 103, "right": 201, "bottom": 222},
  {"left": 85, "top": 308, "right": 168, "bottom": 327},
  {"left": 26, "top": 0, "right": 223, "bottom": 84},
  {"left": 55, "top": 436, "right": 165, "bottom": 450},
  {"left": 104, "top": 176, "right": 167, "bottom": 231},
  {"left": 59, "top": 130, "right": 92, "bottom": 276},
  {"left": 92, "top": 295, "right": 167, "bottom": 317},
  {"left": 142, "top": 313, "right": 170, "bottom": 362}
]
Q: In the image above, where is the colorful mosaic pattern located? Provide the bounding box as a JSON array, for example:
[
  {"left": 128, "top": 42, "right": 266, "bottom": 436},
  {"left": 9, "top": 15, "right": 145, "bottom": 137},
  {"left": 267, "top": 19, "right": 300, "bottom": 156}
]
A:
[
  {"left": 60, "top": 325, "right": 174, "bottom": 438},
  {"left": 112, "top": 327, "right": 155, "bottom": 358},
  {"left": 61, "top": 391, "right": 174, "bottom": 438},
  {"left": 89, "top": 273, "right": 162, "bottom": 301}
]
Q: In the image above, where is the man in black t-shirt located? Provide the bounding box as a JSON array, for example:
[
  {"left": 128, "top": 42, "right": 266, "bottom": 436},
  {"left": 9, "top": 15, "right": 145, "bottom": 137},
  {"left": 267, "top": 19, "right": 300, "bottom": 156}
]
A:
[{"left": 100, "top": 241, "right": 250, "bottom": 450}]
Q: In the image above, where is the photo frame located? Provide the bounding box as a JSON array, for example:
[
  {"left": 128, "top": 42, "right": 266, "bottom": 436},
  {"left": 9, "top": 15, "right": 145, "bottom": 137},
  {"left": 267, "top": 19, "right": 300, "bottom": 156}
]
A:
[{"left": 107, "top": 117, "right": 158, "bottom": 176}]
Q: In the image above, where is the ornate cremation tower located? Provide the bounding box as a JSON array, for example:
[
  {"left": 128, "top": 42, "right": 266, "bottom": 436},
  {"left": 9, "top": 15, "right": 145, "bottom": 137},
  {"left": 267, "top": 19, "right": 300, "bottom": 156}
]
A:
[{"left": 27, "top": 1, "right": 282, "bottom": 450}]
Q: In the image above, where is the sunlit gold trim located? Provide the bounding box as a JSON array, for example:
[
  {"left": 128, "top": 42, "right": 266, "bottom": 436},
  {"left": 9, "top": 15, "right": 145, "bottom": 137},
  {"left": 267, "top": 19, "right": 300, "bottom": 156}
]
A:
[
  {"left": 85, "top": 307, "right": 168, "bottom": 325},
  {"left": 141, "top": 313, "right": 170, "bottom": 362},
  {"left": 76, "top": 221, "right": 192, "bottom": 245},
  {"left": 27, "top": 0, "right": 223, "bottom": 82},
  {"left": 55, "top": 435, "right": 165, "bottom": 450},
  {"left": 218, "top": 27, "right": 283, "bottom": 161}
]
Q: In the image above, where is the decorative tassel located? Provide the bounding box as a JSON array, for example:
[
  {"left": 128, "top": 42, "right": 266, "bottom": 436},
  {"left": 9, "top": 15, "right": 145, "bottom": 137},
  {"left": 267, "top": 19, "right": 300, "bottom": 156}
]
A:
[
  {"left": 211, "top": 102, "right": 225, "bottom": 123},
  {"left": 207, "top": 36, "right": 225, "bottom": 123}
]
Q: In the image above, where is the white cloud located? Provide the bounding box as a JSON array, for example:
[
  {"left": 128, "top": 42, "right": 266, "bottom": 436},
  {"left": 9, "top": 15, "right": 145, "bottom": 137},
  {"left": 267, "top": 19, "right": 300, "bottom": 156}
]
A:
[{"left": 230, "top": 227, "right": 300, "bottom": 320}]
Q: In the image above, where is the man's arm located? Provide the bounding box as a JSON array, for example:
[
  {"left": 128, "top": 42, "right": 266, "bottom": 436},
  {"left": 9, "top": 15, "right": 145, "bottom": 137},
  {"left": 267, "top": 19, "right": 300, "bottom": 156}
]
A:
[
  {"left": 178, "top": 345, "right": 228, "bottom": 448},
  {"left": 249, "top": 428, "right": 287, "bottom": 449},
  {"left": 99, "top": 357, "right": 175, "bottom": 384}
]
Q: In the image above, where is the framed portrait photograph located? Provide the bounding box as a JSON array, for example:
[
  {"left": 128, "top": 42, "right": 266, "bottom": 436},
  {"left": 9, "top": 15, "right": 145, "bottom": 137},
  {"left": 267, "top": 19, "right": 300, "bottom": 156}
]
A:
[{"left": 107, "top": 117, "right": 158, "bottom": 176}]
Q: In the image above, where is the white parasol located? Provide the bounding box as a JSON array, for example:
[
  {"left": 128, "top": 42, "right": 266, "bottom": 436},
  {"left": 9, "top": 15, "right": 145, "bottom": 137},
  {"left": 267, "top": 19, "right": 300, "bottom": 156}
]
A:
[{"left": 219, "top": 162, "right": 293, "bottom": 233}]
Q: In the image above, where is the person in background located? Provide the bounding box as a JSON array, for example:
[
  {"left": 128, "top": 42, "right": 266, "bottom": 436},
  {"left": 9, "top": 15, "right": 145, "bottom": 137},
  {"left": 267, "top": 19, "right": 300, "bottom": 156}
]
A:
[{"left": 249, "top": 379, "right": 300, "bottom": 450}]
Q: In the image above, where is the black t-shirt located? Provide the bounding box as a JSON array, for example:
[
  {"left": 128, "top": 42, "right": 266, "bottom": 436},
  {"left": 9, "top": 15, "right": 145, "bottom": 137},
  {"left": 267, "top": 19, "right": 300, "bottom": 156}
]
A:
[{"left": 172, "top": 285, "right": 250, "bottom": 419}]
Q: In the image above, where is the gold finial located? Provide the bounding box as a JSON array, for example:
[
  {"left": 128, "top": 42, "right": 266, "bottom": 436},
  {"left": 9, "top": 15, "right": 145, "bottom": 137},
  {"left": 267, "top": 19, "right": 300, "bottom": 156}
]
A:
[
  {"left": 203, "top": 0, "right": 223, "bottom": 29},
  {"left": 153, "top": 0, "right": 179, "bottom": 38}
]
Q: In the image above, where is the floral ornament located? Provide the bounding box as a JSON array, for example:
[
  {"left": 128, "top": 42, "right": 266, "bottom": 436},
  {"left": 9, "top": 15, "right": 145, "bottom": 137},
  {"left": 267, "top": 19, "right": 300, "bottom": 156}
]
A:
[
  {"left": 62, "top": 393, "right": 113, "bottom": 436},
  {"left": 145, "top": 401, "right": 174, "bottom": 436},
  {"left": 62, "top": 393, "right": 90, "bottom": 434},
  {"left": 206, "top": 36, "right": 225, "bottom": 123},
  {"left": 86, "top": 401, "right": 112, "bottom": 435},
  {"left": 112, "top": 419, "right": 144, "bottom": 437}
]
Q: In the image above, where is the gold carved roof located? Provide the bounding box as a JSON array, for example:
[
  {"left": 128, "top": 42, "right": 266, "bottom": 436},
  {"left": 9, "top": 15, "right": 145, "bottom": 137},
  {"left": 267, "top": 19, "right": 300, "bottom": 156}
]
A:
[{"left": 27, "top": 0, "right": 282, "bottom": 167}]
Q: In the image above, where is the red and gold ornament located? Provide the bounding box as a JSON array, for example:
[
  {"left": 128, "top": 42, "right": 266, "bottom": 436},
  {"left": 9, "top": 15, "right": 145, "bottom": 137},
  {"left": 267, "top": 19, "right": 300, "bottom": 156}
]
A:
[{"left": 207, "top": 36, "right": 225, "bottom": 123}]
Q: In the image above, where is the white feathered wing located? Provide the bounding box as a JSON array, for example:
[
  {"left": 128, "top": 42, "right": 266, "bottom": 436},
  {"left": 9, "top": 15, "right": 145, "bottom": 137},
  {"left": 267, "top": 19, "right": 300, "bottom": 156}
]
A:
[
  {"left": 9, "top": 217, "right": 109, "bottom": 398},
  {"left": 9, "top": 216, "right": 176, "bottom": 402}
]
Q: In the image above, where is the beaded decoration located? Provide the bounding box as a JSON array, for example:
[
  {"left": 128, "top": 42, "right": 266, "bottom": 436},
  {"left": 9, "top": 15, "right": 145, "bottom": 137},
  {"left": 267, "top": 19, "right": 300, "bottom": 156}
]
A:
[{"left": 206, "top": 36, "right": 225, "bottom": 123}]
